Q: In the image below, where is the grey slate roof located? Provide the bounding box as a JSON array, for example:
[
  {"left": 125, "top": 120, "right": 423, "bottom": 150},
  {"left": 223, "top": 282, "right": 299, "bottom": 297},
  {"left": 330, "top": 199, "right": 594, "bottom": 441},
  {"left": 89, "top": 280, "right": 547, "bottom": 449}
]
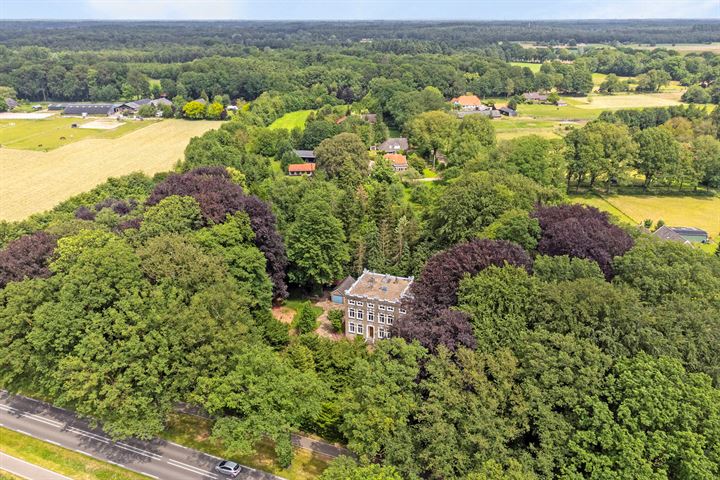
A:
[
  {"left": 331, "top": 275, "right": 356, "bottom": 296},
  {"left": 293, "top": 149, "right": 316, "bottom": 160},
  {"left": 376, "top": 137, "right": 408, "bottom": 152},
  {"left": 62, "top": 103, "right": 116, "bottom": 115},
  {"left": 652, "top": 226, "right": 691, "bottom": 245}
]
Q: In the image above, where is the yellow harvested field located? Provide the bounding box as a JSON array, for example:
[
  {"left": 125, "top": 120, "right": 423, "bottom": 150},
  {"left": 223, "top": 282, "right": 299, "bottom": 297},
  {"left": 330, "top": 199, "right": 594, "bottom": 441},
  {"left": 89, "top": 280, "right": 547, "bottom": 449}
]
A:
[
  {"left": 0, "top": 120, "right": 221, "bottom": 221},
  {"left": 573, "top": 193, "right": 720, "bottom": 239},
  {"left": 572, "top": 92, "right": 684, "bottom": 109}
]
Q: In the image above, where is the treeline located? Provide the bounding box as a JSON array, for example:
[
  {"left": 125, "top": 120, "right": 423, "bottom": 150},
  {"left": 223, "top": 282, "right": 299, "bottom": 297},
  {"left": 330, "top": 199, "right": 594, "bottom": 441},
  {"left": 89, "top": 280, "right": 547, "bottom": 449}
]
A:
[{"left": 1, "top": 20, "right": 719, "bottom": 50}]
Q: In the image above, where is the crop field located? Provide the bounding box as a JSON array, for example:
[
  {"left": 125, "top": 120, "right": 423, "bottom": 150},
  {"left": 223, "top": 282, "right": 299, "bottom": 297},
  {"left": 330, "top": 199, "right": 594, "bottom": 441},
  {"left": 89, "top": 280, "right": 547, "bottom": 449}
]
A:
[
  {"left": 625, "top": 43, "right": 720, "bottom": 53},
  {"left": 269, "top": 110, "right": 314, "bottom": 130},
  {"left": 571, "top": 92, "right": 684, "bottom": 109},
  {"left": 0, "top": 119, "right": 221, "bottom": 221},
  {"left": 572, "top": 192, "right": 720, "bottom": 239},
  {"left": 0, "top": 116, "right": 151, "bottom": 151},
  {"left": 494, "top": 118, "right": 567, "bottom": 140}
]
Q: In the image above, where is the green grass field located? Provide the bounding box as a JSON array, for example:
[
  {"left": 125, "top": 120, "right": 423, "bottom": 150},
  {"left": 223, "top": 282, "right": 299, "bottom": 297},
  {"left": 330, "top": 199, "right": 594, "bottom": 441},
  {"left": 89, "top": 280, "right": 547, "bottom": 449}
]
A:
[
  {"left": 269, "top": 110, "right": 314, "bottom": 130},
  {"left": 0, "top": 427, "right": 150, "bottom": 480},
  {"left": 0, "top": 116, "right": 151, "bottom": 151},
  {"left": 162, "top": 413, "right": 329, "bottom": 480},
  {"left": 571, "top": 191, "right": 720, "bottom": 240},
  {"left": 509, "top": 61, "right": 542, "bottom": 73}
]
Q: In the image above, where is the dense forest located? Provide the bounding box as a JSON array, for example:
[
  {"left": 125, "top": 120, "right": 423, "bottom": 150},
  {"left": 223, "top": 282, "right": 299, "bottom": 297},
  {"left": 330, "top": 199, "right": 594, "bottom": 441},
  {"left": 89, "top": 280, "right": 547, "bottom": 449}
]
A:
[{"left": 1, "top": 20, "right": 720, "bottom": 480}]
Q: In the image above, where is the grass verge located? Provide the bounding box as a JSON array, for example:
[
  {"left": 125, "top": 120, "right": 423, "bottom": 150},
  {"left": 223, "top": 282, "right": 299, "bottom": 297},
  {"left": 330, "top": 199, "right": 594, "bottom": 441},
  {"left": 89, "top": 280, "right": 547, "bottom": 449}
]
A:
[
  {"left": 0, "top": 427, "right": 150, "bottom": 480},
  {"left": 161, "top": 413, "right": 329, "bottom": 480}
]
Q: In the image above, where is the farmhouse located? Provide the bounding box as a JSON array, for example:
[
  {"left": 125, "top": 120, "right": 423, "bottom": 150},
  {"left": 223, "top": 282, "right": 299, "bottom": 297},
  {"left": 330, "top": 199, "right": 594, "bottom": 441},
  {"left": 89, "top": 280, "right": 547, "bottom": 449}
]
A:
[
  {"left": 384, "top": 153, "right": 409, "bottom": 172},
  {"left": 62, "top": 103, "right": 116, "bottom": 116},
  {"left": 523, "top": 92, "right": 548, "bottom": 103},
  {"left": 293, "top": 149, "right": 316, "bottom": 162},
  {"left": 288, "top": 163, "right": 316, "bottom": 176},
  {"left": 114, "top": 98, "right": 153, "bottom": 114},
  {"left": 373, "top": 137, "right": 408, "bottom": 152},
  {"left": 450, "top": 94, "right": 484, "bottom": 110},
  {"left": 342, "top": 270, "right": 414, "bottom": 343},
  {"left": 654, "top": 226, "right": 708, "bottom": 244}
]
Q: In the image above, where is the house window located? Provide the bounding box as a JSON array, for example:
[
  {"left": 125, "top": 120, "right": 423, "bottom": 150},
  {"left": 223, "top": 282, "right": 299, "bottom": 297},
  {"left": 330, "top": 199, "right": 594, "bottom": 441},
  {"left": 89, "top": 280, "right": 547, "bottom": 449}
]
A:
[
  {"left": 367, "top": 303, "right": 374, "bottom": 310},
  {"left": 348, "top": 300, "right": 355, "bottom": 306},
  {"left": 357, "top": 310, "right": 364, "bottom": 320},
  {"left": 399, "top": 308, "right": 407, "bottom": 314},
  {"left": 356, "top": 301, "right": 363, "bottom": 307},
  {"left": 349, "top": 322, "right": 355, "bottom": 333},
  {"left": 349, "top": 308, "right": 355, "bottom": 319},
  {"left": 379, "top": 305, "right": 385, "bottom": 311},
  {"left": 357, "top": 324, "right": 363, "bottom": 335},
  {"left": 387, "top": 316, "right": 394, "bottom": 325},
  {"left": 379, "top": 313, "right": 385, "bottom": 324},
  {"left": 387, "top": 306, "right": 394, "bottom": 312},
  {"left": 386, "top": 330, "right": 391, "bottom": 338},
  {"left": 368, "top": 312, "right": 374, "bottom": 322},
  {"left": 379, "top": 327, "right": 385, "bottom": 338}
]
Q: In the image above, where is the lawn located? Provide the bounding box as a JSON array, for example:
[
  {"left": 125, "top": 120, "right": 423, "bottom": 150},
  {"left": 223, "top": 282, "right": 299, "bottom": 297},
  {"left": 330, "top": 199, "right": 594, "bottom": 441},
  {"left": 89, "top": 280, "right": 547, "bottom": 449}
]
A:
[
  {"left": 0, "top": 116, "right": 151, "bottom": 151},
  {"left": 0, "top": 427, "right": 150, "bottom": 480},
  {"left": 269, "top": 110, "right": 314, "bottom": 130},
  {"left": 510, "top": 61, "right": 542, "bottom": 73},
  {"left": 571, "top": 191, "right": 720, "bottom": 239},
  {"left": 162, "top": 413, "right": 329, "bottom": 480},
  {"left": 0, "top": 119, "right": 221, "bottom": 221}
]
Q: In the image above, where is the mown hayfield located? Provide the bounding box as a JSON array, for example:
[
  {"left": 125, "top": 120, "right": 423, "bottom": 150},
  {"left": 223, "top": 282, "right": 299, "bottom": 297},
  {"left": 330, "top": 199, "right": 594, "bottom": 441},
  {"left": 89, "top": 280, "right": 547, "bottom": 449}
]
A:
[
  {"left": 0, "top": 120, "right": 221, "bottom": 221},
  {"left": 509, "top": 61, "right": 542, "bottom": 73},
  {"left": 269, "top": 110, "right": 314, "bottom": 130},
  {"left": 571, "top": 92, "right": 684, "bottom": 109},
  {"left": 572, "top": 192, "right": 720, "bottom": 239},
  {"left": 625, "top": 43, "right": 720, "bottom": 53},
  {"left": 494, "top": 118, "right": 566, "bottom": 140},
  {"left": 0, "top": 116, "right": 151, "bottom": 151}
]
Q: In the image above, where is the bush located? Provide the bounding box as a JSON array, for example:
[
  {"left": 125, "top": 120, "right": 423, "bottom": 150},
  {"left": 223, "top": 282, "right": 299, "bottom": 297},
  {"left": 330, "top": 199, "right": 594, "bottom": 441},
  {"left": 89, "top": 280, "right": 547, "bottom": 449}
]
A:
[
  {"left": 328, "top": 309, "right": 344, "bottom": 332},
  {"left": 293, "top": 302, "right": 318, "bottom": 334}
]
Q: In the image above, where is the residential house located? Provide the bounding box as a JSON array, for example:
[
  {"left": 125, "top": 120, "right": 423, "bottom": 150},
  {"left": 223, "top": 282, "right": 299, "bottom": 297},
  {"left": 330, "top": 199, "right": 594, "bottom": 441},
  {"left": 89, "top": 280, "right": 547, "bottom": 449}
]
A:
[
  {"left": 523, "top": 92, "right": 548, "bottom": 103},
  {"left": 653, "top": 226, "right": 708, "bottom": 244},
  {"left": 288, "top": 163, "right": 316, "bottom": 176},
  {"left": 114, "top": 98, "right": 153, "bottom": 115},
  {"left": 293, "top": 149, "right": 316, "bottom": 162},
  {"left": 384, "top": 153, "right": 409, "bottom": 172},
  {"left": 499, "top": 106, "right": 518, "bottom": 117},
  {"left": 450, "top": 94, "right": 485, "bottom": 111},
  {"left": 373, "top": 137, "right": 408, "bottom": 152},
  {"left": 342, "top": 270, "right": 414, "bottom": 343}
]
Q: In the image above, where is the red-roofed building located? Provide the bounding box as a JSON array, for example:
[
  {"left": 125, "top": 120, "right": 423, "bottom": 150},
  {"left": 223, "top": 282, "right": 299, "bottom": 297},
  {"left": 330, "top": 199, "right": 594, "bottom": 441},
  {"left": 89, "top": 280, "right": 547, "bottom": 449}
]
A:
[
  {"left": 450, "top": 94, "right": 486, "bottom": 111},
  {"left": 288, "top": 163, "right": 317, "bottom": 176},
  {"left": 384, "top": 153, "right": 409, "bottom": 172}
]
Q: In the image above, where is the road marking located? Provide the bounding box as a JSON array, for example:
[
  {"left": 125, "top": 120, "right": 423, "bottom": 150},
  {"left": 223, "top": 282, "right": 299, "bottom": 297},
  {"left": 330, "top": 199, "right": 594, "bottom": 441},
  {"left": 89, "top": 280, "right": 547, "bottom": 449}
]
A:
[
  {"left": 45, "top": 439, "right": 63, "bottom": 447},
  {"left": 140, "top": 472, "right": 160, "bottom": 479},
  {"left": 168, "top": 440, "right": 223, "bottom": 460},
  {"left": 116, "top": 441, "right": 163, "bottom": 460},
  {"left": 0, "top": 404, "right": 65, "bottom": 428},
  {"left": 0, "top": 452, "right": 74, "bottom": 480},
  {"left": 167, "top": 458, "right": 219, "bottom": 479},
  {"left": 107, "top": 460, "right": 126, "bottom": 468},
  {"left": 14, "top": 428, "right": 31, "bottom": 436},
  {"left": 66, "top": 426, "right": 111, "bottom": 444},
  {"left": 75, "top": 449, "right": 94, "bottom": 457}
]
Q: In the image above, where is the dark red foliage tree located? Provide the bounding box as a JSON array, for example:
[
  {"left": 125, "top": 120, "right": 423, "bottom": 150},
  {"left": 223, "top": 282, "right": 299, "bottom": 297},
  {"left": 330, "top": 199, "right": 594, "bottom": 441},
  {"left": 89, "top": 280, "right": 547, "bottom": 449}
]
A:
[
  {"left": 146, "top": 169, "right": 288, "bottom": 298},
  {"left": 393, "top": 309, "right": 477, "bottom": 353},
  {"left": 533, "top": 204, "right": 634, "bottom": 279},
  {"left": 393, "top": 239, "right": 531, "bottom": 352},
  {"left": 0, "top": 232, "right": 57, "bottom": 288}
]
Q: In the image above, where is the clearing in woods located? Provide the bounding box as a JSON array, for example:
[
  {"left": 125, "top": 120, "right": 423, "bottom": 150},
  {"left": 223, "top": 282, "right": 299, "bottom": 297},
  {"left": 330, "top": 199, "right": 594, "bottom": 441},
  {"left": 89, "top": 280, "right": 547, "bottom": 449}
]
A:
[
  {"left": 0, "top": 120, "right": 221, "bottom": 221},
  {"left": 571, "top": 192, "right": 720, "bottom": 240},
  {"left": 0, "top": 116, "right": 151, "bottom": 151},
  {"left": 269, "top": 110, "right": 314, "bottom": 130}
]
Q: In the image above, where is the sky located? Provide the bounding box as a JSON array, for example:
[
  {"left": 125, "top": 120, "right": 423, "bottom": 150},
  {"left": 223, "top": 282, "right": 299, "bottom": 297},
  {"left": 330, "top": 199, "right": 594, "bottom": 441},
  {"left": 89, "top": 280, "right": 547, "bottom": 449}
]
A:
[{"left": 1, "top": 0, "right": 719, "bottom": 21}]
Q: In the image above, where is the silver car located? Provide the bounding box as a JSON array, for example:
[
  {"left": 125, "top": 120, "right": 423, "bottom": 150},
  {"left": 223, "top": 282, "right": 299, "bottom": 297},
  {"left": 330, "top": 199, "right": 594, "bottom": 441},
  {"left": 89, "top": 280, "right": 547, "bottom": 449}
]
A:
[{"left": 215, "top": 460, "right": 242, "bottom": 477}]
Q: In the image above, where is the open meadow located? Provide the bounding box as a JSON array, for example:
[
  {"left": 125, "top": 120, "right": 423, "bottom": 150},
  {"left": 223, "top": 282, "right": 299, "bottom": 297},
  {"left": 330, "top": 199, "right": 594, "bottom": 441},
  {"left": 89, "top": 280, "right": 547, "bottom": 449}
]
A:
[
  {"left": 0, "top": 116, "right": 152, "bottom": 151},
  {"left": 269, "top": 109, "right": 314, "bottom": 130},
  {"left": 0, "top": 119, "right": 221, "bottom": 221},
  {"left": 572, "top": 192, "right": 720, "bottom": 239}
]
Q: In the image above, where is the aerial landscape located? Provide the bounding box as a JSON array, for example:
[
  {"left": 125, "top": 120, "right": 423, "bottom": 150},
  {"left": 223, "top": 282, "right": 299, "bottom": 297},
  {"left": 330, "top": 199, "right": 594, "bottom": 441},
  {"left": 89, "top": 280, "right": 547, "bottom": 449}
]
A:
[{"left": 0, "top": 1, "right": 719, "bottom": 479}]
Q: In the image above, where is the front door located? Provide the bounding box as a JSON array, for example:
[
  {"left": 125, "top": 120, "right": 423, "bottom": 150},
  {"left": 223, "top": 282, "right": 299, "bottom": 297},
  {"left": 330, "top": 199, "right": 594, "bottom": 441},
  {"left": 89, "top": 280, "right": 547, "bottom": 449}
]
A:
[{"left": 367, "top": 325, "right": 374, "bottom": 343}]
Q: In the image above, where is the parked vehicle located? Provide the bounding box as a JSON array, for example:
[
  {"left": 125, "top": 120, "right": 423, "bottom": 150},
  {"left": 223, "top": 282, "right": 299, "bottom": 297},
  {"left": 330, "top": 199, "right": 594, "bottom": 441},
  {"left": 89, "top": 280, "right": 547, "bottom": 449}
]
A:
[{"left": 215, "top": 460, "right": 242, "bottom": 477}]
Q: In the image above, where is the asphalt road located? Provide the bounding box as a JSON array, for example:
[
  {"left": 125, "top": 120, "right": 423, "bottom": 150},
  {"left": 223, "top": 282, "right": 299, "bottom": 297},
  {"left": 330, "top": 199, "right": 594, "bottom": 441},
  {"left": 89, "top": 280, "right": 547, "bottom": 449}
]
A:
[
  {"left": 0, "top": 391, "right": 285, "bottom": 480},
  {"left": 0, "top": 451, "right": 73, "bottom": 480}
]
